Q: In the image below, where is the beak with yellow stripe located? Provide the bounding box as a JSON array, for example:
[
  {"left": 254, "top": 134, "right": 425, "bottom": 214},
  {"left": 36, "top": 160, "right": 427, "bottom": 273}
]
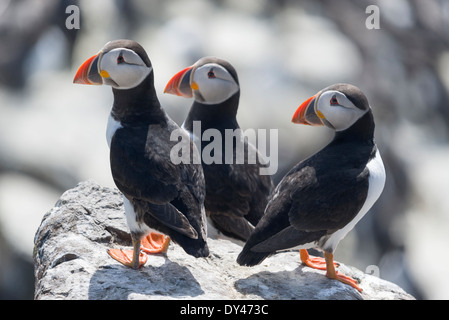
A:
[
  {"left": 73, "top": 53, "right": 104, "bottom": 85},
  {"left": 292, "top": 92, "right": 324, "bottom": 127},
  {"left": 163, "top": 66, "right": 195, "bottom": 98}
]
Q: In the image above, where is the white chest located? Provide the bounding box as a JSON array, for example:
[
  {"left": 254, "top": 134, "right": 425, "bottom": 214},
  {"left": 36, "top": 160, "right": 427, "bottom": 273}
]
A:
[{"left": 106, "top": 113, "right": 123, "bottom": 148}]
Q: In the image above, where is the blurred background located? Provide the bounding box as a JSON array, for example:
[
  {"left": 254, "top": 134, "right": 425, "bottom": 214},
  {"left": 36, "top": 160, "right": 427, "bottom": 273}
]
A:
[{"left": 0, "top": 0, "right": 448, "bottom": 300}]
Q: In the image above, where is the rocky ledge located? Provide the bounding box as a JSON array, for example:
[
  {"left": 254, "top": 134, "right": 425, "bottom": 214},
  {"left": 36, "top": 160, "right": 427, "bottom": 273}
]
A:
[{"left": 33, "top": 180, "right": 414, "bottom": 300}]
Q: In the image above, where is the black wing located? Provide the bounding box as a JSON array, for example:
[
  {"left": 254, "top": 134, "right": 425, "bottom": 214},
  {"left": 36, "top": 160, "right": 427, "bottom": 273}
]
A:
[
  {"left": 110, "top": 122, "right": 206, "bottom": 238},
  {"left": 288, "top": 166, "right": 369, "bottom": 232},
  {"left": 204, "top": 138, "right": 273, "bottom": 241},
  {"left": 110, "top": 123, "right": 204, "bottom": 203},
  {"left": 237, "top": 157, "right": 369, "bottom": 265}
]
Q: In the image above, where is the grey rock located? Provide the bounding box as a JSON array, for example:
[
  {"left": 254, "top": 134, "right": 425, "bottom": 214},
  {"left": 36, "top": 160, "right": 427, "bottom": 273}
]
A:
[{"left": 33, "top": 180, "right": 415, "bottom": 300}]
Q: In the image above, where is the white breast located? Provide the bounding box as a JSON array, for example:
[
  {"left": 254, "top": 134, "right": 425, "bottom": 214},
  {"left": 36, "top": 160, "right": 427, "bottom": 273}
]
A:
[
  {"left": 322, "top": 148, "right": 386, "bottom": 252},
  {"left": 106, "top": 113, "right": 123, "bottom": 148}
]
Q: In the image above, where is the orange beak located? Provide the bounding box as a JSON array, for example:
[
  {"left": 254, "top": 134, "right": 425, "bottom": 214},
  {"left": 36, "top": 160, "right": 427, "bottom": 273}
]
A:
[
  {"left": 292, "top": 93, "right": 323, "bottom": 126},
  {"left": 73, "top": 54, "right": 103, "bottom": 85},
  {"left": 164, "top": 66, "right": 194, "bottom": 98}
]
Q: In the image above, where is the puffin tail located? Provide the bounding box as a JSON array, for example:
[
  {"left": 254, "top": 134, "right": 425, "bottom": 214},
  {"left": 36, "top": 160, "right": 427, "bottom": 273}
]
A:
[
  {"left": 184, "top": 238, "right": 210, "bottom": 258},
  {"left": 236, "top": 246, "right": 270, "bottom": 267}
]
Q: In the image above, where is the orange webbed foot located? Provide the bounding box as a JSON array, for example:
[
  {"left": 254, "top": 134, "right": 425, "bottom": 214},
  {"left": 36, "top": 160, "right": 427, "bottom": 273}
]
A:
[
  {"left": 141, "top": 232, "right": 170, "bottom": 254},
  {"left": 300, "top": 249, "right": 339, "bottom": 270},
  {"left": 107, "top": 248, "right": 147, "bottom": 269},
  {"left": 324, "top": 251, "right": 362, "bottom": 292},
  {"left": 327, "top": 270, "right": 363, "bottom": 292}
]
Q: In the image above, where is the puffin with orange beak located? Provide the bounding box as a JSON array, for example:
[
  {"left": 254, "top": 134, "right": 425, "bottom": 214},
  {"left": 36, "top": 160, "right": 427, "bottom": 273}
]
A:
[
  {"left": 237, "top": 84, "right": 386, "bottom": 292},
  {"left": 164, "top": 57, "right": 274, "bottom": 243},
  {"left": 73, "top": 40, "right": 209, "bottom": 269}
]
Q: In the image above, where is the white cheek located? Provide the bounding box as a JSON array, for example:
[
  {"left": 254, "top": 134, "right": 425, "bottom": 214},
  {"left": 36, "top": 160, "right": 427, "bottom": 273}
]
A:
[
  {"left": 193, "top": 75, "right": 239, "bottom": 105},
  {"left": 108, "top": 64, "right": 152, "bottom": 90},
  {"left": 316, "top": 92, "right": 365, "bottom": 131},
  {"left": 324, "top": 107, "right": 360, "bottom": 131},
  {"left": 200, "top": 79, "right": 238, "bottom": 104},
  {"left": 99, "top": 49, "right": 152, "bottom": 90}
]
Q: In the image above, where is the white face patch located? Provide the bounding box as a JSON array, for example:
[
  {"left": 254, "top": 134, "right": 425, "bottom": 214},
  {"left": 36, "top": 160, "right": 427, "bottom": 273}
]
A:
[
  {"left": 192, "top": 63, "right": 239, "bottom": 105},
  {"left": 316, "top": 90, "right": 367, "bottom": 131},
  {"left": 99, "top": 48, "right": 152, "bottom": 90}
]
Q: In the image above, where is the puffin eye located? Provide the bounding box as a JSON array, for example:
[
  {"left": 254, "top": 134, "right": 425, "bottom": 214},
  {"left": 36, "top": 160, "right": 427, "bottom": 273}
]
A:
[
  {"left": 117, "top": 55, "right": 125, "bottom": 64},
  {"left": 207, "top": 69, "right": 216, "bottom": 79},
  {"left": 330, "top": 95, "right": 339, "bottom": 106}
]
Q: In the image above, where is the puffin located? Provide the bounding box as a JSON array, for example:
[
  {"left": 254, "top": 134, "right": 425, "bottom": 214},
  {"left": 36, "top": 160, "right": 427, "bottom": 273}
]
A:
[
  {"left": 237, "top": 84, "right": 386, "bottom": 292},
  {"left": 164, "top": 57, "right": 274, "bottom": 243},
  {"left": 73, "top": 39, "right": 209, "bottom": 269}
]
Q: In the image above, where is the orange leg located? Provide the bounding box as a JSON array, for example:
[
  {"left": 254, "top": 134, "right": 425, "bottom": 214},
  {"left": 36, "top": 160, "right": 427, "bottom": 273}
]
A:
[
  {"left": 324, "top": 251, "right": 362, "bottom": 292},
  {"left": 140, "top": 232, "right": 170, "bottom": 254},
  {"left": 300, "top": 249, "right": 338, "bottom": 270},
  {"left": 107, "top": 236, "right": 147, "bottom": 269}
]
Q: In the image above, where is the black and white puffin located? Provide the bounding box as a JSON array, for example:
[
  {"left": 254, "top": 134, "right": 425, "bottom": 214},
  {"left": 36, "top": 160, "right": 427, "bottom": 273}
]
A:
[
  {"left": 164, "top": 57, "right": 274, "bottom": 243},
  {"left": 73, "top": 39, "right": 209, "bottom": 269},
  {"left": 237, "top": 84, "right": 386, "bottom": 292}
]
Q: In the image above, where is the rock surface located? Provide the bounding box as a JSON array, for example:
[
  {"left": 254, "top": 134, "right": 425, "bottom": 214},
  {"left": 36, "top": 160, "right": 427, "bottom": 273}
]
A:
[{"left": 33, "top": 181, "right": 414, "bottom": 300}]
